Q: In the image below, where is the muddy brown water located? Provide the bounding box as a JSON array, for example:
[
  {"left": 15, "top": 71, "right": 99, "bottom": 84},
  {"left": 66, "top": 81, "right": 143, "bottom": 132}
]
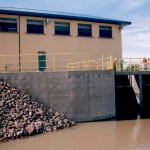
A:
[{"left": 1, "top": 119, "right": 150, "bottom": 150}]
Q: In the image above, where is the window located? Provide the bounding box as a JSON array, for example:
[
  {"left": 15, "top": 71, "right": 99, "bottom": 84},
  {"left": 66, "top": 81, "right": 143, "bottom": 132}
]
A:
[
  {"left": 0, "top": 17, "right": 17, "bottom": 32},
  {"left": 54, "top": 21, "right": 70, "bottom": 35},
  {"left": 99, "top": 26, "right": 112, "bottom": 38},
  {"left": 27, "top": 19, "right": 44, "bottom": 34},
  {"left": 78, "top": 24, "right": 92, "bottom": 37}
]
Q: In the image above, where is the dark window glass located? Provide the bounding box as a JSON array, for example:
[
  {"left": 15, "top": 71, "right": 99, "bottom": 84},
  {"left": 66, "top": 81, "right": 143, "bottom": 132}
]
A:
[
  {"left": 0, "top": 17, "right": 17, "bottom": 32},
  {"left": 55, "top": 21, "right": 70, "bottom": 35},
  {"left": 99, "top": 26, "right": 112, "bottom": 38},
  {"left": 78, "top": 24, "right": 92, "bottom": 37},
  {"left": 27, "top": 19, "right": 44, "bottom": 34}
]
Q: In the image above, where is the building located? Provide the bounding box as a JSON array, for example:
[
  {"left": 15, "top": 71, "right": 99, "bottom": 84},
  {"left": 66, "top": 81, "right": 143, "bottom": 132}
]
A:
[{"left": 0, "top": 7, "right": 131, "bottom": 72}]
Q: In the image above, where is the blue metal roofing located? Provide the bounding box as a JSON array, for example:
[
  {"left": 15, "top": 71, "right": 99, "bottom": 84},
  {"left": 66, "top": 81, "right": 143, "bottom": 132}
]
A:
[{"left": 0, "top": 7, "right": 131, "bottom": 25}]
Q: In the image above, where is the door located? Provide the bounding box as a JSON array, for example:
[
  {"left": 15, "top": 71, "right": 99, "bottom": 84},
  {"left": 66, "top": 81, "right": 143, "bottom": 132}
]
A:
[{"left": 38, "top": 51, "right": 46, "bottom": 71}]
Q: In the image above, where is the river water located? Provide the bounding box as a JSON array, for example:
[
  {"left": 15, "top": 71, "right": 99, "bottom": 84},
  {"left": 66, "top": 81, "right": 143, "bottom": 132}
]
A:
[{"left": 0, "top": 119, "right": 150, "bottom": 150}]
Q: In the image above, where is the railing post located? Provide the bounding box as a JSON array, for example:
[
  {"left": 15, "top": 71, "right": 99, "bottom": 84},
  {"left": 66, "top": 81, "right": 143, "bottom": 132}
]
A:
[
  {"left": 20, "top": 54, "right": 23, "bottom": 72},
  {"left": 96, "top": 60, "right": 99, "bottom": 70},
  {"left": 87, "top": 57, "right": 89, "bottom": 70},
  {"left": 4, "top": 55, "right": 6, "bottom": 73},
  {"left": 83, "top": 62, "right": 85, "bottom": 70},
  {"left": 37, "top": 54, "right": 39, "bottom": 72},
  {"left": 85, "top": 61, "right": 88, "bottom": 70},
  {"left": 110, "top": 56, "right": 113, "bottom": 69},
  {"left": 106, "top": 56, "right": 109, "bottom": 70},
  {"left": 102, "top": 54, "right": 104, "bottom": 70},
  {"left": 53, "top": 53, "right": 56, "bottom": 71},
  {"left": 130, "top": 58, "right": 131, "bottom": 71},
  {"left": 118, "top": 59, "right": 121, "bottom": 71},
  {"left": 67, "top": 64, "right": 69, "bottom": 71}
]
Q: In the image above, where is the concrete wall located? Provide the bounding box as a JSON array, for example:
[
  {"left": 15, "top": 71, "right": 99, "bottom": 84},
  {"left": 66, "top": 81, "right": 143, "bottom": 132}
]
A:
[{"left": 0, "top": 70, "right": 115, "bottom": 122}]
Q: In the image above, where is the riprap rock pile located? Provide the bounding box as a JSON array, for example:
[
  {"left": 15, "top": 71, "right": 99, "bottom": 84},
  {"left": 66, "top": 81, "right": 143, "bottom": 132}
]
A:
[{"left": 0, "top": 81, "right": 75, "bottom": 141}]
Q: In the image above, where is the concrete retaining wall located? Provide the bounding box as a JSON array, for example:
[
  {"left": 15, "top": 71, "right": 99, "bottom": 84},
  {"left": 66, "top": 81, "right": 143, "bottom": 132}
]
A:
[{"left": 0, "top": 70, "right": 115, "bottom": 122}]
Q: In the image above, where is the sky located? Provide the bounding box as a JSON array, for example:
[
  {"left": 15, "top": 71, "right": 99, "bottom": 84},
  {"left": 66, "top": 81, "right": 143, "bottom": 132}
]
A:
[{"left": 0, "top": 0, "right": 150, "bottom": 58}]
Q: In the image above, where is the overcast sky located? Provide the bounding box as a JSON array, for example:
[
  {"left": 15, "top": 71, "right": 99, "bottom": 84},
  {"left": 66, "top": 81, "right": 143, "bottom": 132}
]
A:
[{"left": 0, "top": 0, "right": 150, "bottom": 57}]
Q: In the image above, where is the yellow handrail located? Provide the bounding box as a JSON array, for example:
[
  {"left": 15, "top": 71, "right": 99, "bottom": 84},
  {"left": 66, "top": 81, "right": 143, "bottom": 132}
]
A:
[
  {"left": 0, "top": 53, "right": 113, "bottom": 73},
  {"left": 67, "top": 56, "right": 113, "bottom": 71}
]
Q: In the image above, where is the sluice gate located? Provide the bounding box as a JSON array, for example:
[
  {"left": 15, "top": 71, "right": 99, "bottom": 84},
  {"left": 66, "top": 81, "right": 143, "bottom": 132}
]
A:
[{"left": 115, "top": 71, "right": 150, "bottom": 120}]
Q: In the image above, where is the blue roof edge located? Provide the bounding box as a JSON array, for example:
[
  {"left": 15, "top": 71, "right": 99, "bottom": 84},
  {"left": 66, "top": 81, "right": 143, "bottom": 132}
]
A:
[{"left": 0, "top": 8, "right": 131, "bottom": 25}]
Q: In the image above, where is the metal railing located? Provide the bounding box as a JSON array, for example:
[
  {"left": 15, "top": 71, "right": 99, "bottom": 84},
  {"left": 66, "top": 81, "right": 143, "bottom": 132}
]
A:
[
  {"left": 1, "top": 54, "right": 150, "bottom": 73},
  {"left": 0, "top": 53, "right": 113, "bottom": 73},
  {"left": 115, "top": 58, "right": 150, "bottom": 72},
  {"left": 67, "top": 56, "right": 113, "bottom": 71}
]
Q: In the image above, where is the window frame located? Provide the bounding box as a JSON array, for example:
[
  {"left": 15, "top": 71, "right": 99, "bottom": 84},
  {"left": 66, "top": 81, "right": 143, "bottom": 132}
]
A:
[
  {"left": 99, "top": 26, "right": 112, "bottom": 38},
  {"left": 78, "top": 23, "right": 92, "bottom": 37},
  {"left": 27, "top": 19, "right": 44, "bottom": 34},
  {"left": 0, "top": 17, "right": 17, "bottom": 32},
  {"left": 54, "top": 21, "right": 70, "bottom": 36}
]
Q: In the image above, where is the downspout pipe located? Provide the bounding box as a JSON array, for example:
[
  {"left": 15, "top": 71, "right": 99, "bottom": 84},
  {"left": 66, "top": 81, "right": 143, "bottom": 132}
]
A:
[{"left": 18, "top": 15, "right": 21, "bottom": 71}]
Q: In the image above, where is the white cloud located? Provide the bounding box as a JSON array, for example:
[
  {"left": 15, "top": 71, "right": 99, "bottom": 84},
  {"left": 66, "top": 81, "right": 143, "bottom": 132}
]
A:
[
  {"left": 0, "top": 1, "right": 24, "bottom": 8},
  {"left": 122, "top": 18, "right": 150, "bottom": 58},
  {"left": 123, "top": 0, "right": 148, "bottom": 9}
]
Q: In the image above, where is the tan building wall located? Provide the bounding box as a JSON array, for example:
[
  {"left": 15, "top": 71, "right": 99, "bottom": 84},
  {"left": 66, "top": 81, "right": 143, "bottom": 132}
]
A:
[
  {"left": 0, "top": 14, "right": 122, "bottom": 72},
  {"left": 0, "top": 14, "right": 19, "bottom": 56}
]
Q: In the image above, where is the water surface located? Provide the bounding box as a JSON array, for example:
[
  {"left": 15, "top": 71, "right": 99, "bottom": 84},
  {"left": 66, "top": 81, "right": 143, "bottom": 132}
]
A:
[{"left": 1, "top": 119, "right": 150, "bottom": 150}]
